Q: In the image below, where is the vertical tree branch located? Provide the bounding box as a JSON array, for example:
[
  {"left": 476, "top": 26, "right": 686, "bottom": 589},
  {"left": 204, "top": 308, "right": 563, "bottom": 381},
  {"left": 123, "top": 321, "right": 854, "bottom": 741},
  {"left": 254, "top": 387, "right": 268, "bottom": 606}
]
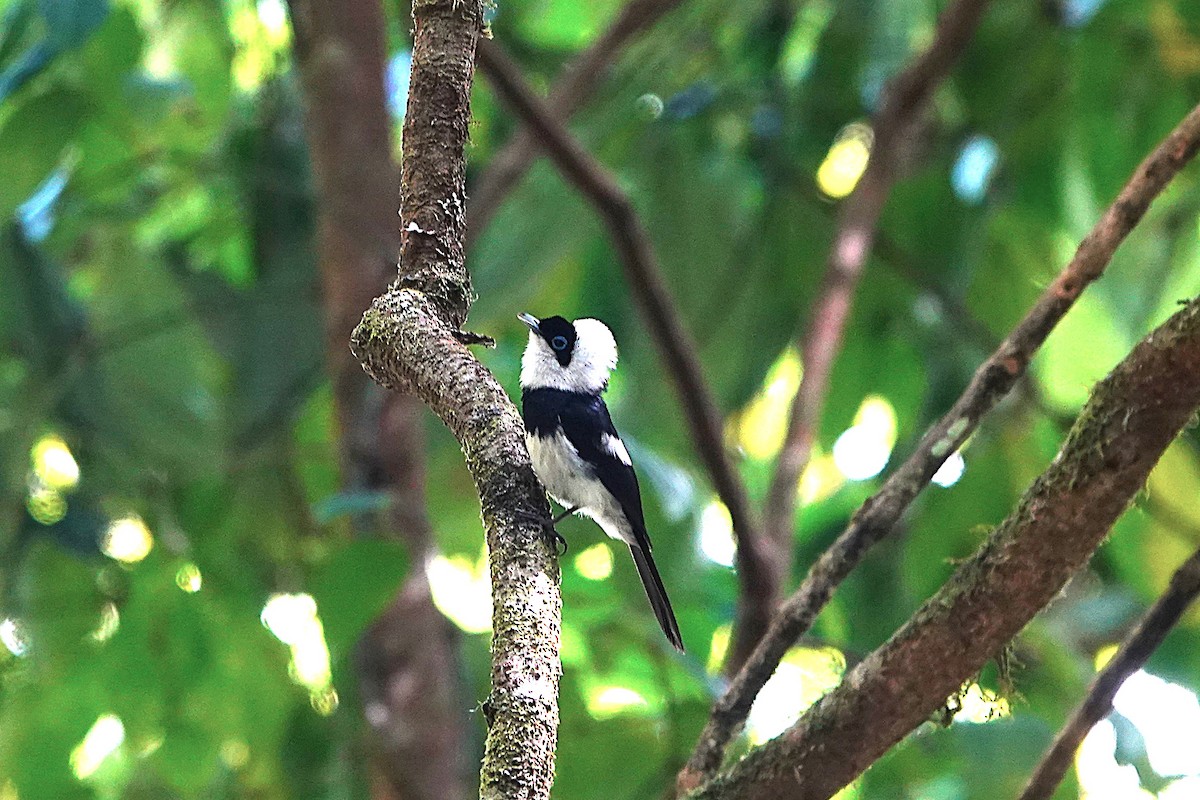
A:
[
  {"left": 351, "top": 2, "right": 563, "bottom": 798},
  {"left": 475, "top": 37, "right": 779, "bottom": 662},
  {"left": 761, "top": 0, "right": 993, "bottom": 602},
  {"left": 286, "top": 1, "right": 470, "bottom": 796},
  {"left": 689, "top": 295, "right": 1200, "bottom": 800},
  {"left": 466, "top": 0, "right": 685, "bottom": 250},
  {"left": 1018, "top": 545, "right": 1200, "bottom": 800},
  {"left": 678, "top": 99, "right": 1200, "bottom": 792}
]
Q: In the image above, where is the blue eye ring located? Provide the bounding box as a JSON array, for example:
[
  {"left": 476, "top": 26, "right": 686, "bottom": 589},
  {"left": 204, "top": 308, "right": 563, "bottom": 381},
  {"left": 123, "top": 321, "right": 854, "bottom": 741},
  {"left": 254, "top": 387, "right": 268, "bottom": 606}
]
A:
[{"left": 551, "top": 335, "right": 569, "bottom": 351}]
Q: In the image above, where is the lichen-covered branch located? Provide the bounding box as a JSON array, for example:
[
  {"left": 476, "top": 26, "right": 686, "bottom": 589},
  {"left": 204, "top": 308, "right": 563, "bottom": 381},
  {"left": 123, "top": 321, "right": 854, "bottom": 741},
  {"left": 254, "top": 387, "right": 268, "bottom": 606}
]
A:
[
  {"left": 1018, "top": 545, "right": 1200, "bottom": 800},
  {"left": 689, "top": 295, "right": 1200, "bottom": 800},
  {"left": 348, "top": 2, "right": 562, "bottom": 799},
  {"left": 475, "top": 37, "right": 778, "bottom": 661},
  {"left": 677, "top": 98, "right": 1200, "bottom": 792},
  {"left": 466, "top": 0, "right": 685, "bottom": 250}
]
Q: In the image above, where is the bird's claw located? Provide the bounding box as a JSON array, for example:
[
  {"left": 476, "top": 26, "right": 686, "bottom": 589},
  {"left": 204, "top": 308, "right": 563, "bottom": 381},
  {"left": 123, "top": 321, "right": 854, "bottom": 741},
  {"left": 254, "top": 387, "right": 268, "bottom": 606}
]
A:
[{"left": 512, "top": 507, "right": 568, "bottom": 556}]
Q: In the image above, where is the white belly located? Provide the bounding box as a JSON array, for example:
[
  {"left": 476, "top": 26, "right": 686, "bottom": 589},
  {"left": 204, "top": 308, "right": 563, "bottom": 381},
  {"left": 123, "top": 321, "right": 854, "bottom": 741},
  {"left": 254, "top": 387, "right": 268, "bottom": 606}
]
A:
[{"left": 527, "top": 430, "right": 633, "bottom": 544}]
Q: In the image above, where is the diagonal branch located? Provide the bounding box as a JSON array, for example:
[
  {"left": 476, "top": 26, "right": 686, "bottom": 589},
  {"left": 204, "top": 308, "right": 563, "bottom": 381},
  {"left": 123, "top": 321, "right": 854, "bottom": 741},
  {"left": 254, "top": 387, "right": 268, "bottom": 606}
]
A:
[
  {"left": 689, "top": 294, "right": 1200, "bottom": 800},
  {"left": 1018, "top": 545, "right": 1200, "bottom": 800},
  {"left": 475, "top": 37, "right": 780, "bottom": 657},
  {"left": 466, "top": 0, "right": 685, "bottom": 251},
  {"left": 350, "top": 2, "right": 562, "bottom": 799},
  {"left": 677, "top": 99, "right": 1200, "bottom": 792},
  {"left": 761, "top": 0, "right": 994, "bottom": 610}
]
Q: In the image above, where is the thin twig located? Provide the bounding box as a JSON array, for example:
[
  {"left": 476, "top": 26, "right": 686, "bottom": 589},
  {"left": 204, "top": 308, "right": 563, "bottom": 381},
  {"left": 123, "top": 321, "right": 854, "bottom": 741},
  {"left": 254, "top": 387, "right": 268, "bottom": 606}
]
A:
[
  {"left": 466, "top": 0, "right": 685, "bottom": 250},
  {"left": 475, "top": 37, "right": 780, "bottom": 651},
  {"left": 687, "top": 295, "right": 1200, "bottom": 800},
  {"left": 760, "top": 0, "right": 995, "bottom": 634},
  {"left": 1018, "top": 545, "right": 1200, "bottom": 800},
  {"left": 677, "top": 99, "right": 1200, "bottom": 793}
]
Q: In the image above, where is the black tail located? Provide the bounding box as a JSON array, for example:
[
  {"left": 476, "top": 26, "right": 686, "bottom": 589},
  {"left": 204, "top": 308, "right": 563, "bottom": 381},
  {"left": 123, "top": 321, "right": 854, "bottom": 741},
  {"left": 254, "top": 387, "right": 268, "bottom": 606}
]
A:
[{"left": 629, "top": 544, "right": 685, "bottom": 653}]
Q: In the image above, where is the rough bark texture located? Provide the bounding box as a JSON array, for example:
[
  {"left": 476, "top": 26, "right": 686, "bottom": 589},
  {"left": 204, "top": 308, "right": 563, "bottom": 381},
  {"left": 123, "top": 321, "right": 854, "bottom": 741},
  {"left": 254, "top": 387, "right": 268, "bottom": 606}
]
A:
[
  {"left": 349, "top": 3, "right": 562, "bottom": 798},
  {"left": 689, "top": 295, "right": 1200, "bottom": 800},
  {"left": 286, "top": 1, "right": 470, "bottom": 797},
  {"left": 354, "top": 294, "right": 560, "bottom": 800},
  {"left": 476, "top": 37, "right": 777, "bottom": 661},
  {"left": 465, "top": 0, "right": 684, "bottom": 250},
  {"left": 677, "top": 98, "right": 1200, "bottom": 793},
  {"left": 760, "top": 0, "right": 994, "bottom": 657},
  {"left": 1018, "top": 545, "right": 1200, "bottom": 800}
]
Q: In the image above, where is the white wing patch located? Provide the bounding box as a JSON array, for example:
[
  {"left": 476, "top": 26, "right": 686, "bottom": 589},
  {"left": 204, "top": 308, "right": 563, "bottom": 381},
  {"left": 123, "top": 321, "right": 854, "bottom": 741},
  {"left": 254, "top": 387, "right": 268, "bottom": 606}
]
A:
[{"left": 602, "top": 433, "right": 632, "bottom": 466}]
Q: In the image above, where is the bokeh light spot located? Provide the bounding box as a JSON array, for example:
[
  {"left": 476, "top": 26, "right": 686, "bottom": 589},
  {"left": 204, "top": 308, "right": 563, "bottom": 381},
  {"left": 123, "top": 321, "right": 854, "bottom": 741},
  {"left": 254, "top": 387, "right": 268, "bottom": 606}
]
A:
[
  {"left": 817, "top": 123, "right": 873, "bottom": 199},
  {"left": 932, "top": 452, "right": 966, "bottom": 488},
  {"left": 0, "top": 618, "right": 28, "bottom": 657},
  {"left": 26, "top": 487, "right": 67, "bottom": 525},
  {"left": 585, "top": 685, "right": 649, "bottom": 719},
  {"left": 951, "top": 135, "right": 1000, "bottom": 204},
  {"left": 31, "top": 434, "right": 79, "bottom": 491},
  {"left": 261, "top": 593, "right": 334, "bottom": 697},
  {"left": 70, "top": 714, "right": 125, "bottom": 780},
  {"left": 175, "top": 562, "right": 203, "bottom": 593},
  {"left": 747, "top": 646, "right": 846, "bottom": 743},
  {"left": 732, "top": 349, "right": 802, "bottom": 460},
  {"left": 698, "top": 501, "right": 736, "bottom": 568},
  {"left": 573, "top": 542, "right": 613, "bottom": 581},
  {"left": 832, "top": 396, "right": 897, "bottom": 481},
  {"left": 102, "top": 516, "right": 154, "bottom": 563},
  {"left": 427, "top": 550, "right": 493, "bottom": 634}
]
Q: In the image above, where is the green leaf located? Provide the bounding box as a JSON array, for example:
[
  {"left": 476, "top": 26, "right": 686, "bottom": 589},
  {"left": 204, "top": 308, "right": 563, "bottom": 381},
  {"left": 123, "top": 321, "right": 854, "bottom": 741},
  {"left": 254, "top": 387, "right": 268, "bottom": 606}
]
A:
[
  {"left": 37, "top": 0, "right": 109, "bottom": 51},
  {"left": 0, "top": 86, "right": 87, "bottom": 219},
  {"left": 311, "top": 540, "right": 409, "bottom": 665}
]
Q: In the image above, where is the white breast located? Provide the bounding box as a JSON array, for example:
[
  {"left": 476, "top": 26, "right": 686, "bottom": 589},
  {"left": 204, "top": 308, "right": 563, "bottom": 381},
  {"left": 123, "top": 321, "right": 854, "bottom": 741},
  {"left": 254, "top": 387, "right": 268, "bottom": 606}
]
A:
[{"left": 527, "top": 430, "right": 634, "bottom": 545}]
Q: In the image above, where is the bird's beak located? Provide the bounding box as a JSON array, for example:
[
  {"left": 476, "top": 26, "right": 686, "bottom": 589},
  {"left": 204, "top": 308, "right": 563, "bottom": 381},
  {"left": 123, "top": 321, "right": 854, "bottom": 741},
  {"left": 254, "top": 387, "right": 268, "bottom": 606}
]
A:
[{"left": 517, "top": 312, "right": 541, "bottom": 334}]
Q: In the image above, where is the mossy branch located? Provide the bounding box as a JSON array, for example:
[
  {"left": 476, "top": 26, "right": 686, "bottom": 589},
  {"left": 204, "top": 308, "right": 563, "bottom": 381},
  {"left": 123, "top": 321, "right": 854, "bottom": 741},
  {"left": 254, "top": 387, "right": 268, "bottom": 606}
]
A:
[{"left": 688, "top": 296, "right": 1200, "bottom": 800}]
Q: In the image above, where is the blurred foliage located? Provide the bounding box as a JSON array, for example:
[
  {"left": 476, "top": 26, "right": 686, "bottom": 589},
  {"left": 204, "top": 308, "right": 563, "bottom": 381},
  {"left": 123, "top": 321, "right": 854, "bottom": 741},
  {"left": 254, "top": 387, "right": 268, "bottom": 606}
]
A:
[{"left": 4, "top": 0, "right": 1200, "bottom": 798}]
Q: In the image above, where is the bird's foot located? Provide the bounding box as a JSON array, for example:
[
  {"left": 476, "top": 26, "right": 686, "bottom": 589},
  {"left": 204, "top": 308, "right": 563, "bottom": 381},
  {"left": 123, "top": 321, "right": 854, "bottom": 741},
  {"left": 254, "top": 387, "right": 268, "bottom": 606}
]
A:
[{"left": 511, "top": 506, "right": 569, "bottom": 556}]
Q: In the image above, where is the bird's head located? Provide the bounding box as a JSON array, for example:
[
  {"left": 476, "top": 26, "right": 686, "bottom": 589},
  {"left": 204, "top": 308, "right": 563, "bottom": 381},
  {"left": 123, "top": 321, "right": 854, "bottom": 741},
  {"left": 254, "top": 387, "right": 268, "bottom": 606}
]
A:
[{"left": 518, "top": 313, "right": 618, "bottom": 394}]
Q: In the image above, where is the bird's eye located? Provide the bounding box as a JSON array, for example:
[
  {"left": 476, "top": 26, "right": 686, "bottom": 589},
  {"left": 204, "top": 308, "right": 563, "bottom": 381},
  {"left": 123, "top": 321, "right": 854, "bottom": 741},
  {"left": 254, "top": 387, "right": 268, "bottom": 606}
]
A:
[{"left": 551, "top": 336, "right": 569, "bottom": 351}]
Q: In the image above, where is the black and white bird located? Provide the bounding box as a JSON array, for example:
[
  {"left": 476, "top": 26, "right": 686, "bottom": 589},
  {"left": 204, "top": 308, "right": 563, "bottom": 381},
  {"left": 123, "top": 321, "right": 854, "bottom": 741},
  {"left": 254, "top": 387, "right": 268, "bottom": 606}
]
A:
[{"left": 518, "top": 312, "right": 684, "bottom": 652}]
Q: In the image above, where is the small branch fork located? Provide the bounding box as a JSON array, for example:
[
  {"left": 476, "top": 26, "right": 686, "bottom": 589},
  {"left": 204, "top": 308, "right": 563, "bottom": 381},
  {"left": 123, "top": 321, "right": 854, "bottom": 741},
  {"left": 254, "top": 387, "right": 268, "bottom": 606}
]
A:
[
  {"left": 1017, "top": 545, "right": 1200, "bottom": 800},
  {"left": 676, "top": 99, "right": 1200, "bottom": 793}
]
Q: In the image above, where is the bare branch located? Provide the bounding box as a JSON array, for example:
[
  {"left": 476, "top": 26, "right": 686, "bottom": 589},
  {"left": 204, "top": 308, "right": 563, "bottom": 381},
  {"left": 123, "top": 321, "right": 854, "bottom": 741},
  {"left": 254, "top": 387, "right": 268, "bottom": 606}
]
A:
[
  {"left": 761, "top": 0, "right": 994, "bottom": 612},
  {"left": 475, "top": 37, "right": 780, "bottom": 656},
  {"left": 349, "top": 2, "right": 562, "bottom": 798},
  {"left": 1018, "top": 545, "right": 1200, "bottom": 800},
  {"left": 466, "top": 0, "right": 684, "bottom": 250},
  {"left": 688, "top": 295, "right": 1200, "bottom": 800},
  {"left": 678, "top": 99, "right": 1200, "bottom": 792}
]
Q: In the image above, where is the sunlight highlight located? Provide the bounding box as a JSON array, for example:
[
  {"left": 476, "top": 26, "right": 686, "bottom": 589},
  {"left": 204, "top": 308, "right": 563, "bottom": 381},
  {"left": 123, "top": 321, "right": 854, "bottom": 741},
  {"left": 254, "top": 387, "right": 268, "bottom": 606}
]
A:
[
  {"left": 698, "top": 500, "right": 736, "bottom": 568},
  {"left": 932, "top": 451, "right": 966, "bottom": 488},
  {"left": 89, "top": 603, "right": 120, "bottom": 643},
  {"left": 0, "top": 618, "right": 28, "bottom": 657},
  {"left": 747, "top": 646, "right": 846, "bottom": 743},
  {"left": 707, "top": 624, "right": 732, "bottom": 674},
  {"left": 952, "top": 683, "right": 1010, "bottom": 724},
  {"left": 70, "top": 715, "right": 125, "bottom": 780},
  {"left": 731, "top": 348, "right": 802, "bottom": 460},
  {"left": 1076, "top": 719, "right": 1154, "bottom": 800},
  {"left": 175, "top": 563, "right": 203, "bottom": 593},
  {"left": 585, "top": 685, "right": 650, "bottom": 719},
  {"left": 573, "top": 543, "right": 614, "bottom": 581},
  {"left": 102, "top": 516, "right": 154, "bottom": 563},
  {"left": 817, "top": 123, "right": 873, "bottom": 199},
  {"left": 260, "top": 593, "right": 335, "bottom": 711},
  {"left": 25, "top": 487, "right": 66, "bottom": 525},
  {"left": 427, "top": 550, "right": 493, "bottom": 634},
  {"left": 31, "top": 434, "right": 79, "bottom": 491},
  {"left": 832, "top": 396, "right": 897, "bottom": 481},
  {"left": 1112, "top": 670, "right": 1200, "bottom": 776}
]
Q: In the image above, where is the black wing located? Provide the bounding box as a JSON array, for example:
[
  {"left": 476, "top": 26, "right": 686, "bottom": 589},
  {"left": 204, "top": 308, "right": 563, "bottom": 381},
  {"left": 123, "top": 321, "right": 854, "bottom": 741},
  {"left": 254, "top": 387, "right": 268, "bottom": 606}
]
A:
[{"left": 555, "top": 392, "right": 650, "bottom": 550}]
